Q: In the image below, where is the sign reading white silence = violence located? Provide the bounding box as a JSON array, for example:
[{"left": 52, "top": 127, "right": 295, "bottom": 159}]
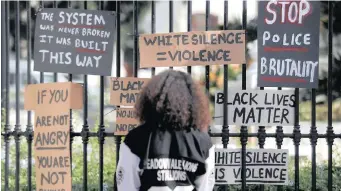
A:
[
  {"left": 257, "top": 1, "right": 320, "bottom": 88},
  {"left": 215, "top": 149, "right": 289, "bottom": 185},
  {"left": 139, "top": 30, "right": 245, "bottom": 68},
  {"left": 34, "top": 8, "right": 116, "bottom": 76},
  {"left": 214, "top": 90, "right": 295, "bottom": 126}
]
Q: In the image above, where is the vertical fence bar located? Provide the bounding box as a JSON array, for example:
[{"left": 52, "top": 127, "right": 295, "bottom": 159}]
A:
[
  {"left": 81, "top": 2, "right": 89, "bottom": 190},
  {"left": 14, "top": 1, "right": 22, "bottom": 190},
  {"left": 151, "top": 1, "right": 155, "bottom": 76},
  {"left": 134, "top": 1, "right": 138, "bottom": 77},
  {"left": 114, "top": 1, "right": 121, "bottom": 190},
  {"left": 205, "top": 0, "right": 210, "bottom": 94},
  {"left": 53, "top": 0, "right": 57, "bottom": 82},
  {"left": 169, "top": 0, "right": 173, "bottom": 70},
  {"left": 240, "top": 1, "right": 247, "bottom": 190},
  {"left": 66, "top": 0, "right": 74, "bottom": 177},
  {"left": 98, "top": 2, "right": 105, "bottom": 190},
  {"left": 39, "top": 1, "right": 44, "bottom": 83},
  {"left": 1, "top": 1, "right": 6, "bottom": 109},
  {"left": 293, "top": 88, "right": 301, "bottom": 191},
  {"left": 327, "top": 2, "right": 334, "bottom": 191},
  {"left": 222, "top": 0, "right": 229, "bottom": 149},
  {"left": 4, "top": 2, "right": 11, "bottom": 190},
  {"left": 276, "top": 88, "right": 283, "bottom": 191},
  {"left": 222, "top": 1, "right": 229, "bottom": 190},
  {"left": 187, "top": 0, "right": 192, "bottom": 74},
  {"left": 311, "top": 89, "right": 317, "bottom": 191},
  {"left": 26, "top": 1, "right": 33, "bottom": 190}
]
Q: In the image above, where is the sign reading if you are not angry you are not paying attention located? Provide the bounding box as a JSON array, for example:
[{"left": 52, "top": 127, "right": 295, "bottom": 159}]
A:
[
  {"left": 215, "top": 149, "right": 289, "bottom": 185},
  {"left": 34, "top": 8, "right": 116, "bottom": 76},
  {"left": 257, "top": 1, "right": 320, "bottom": 88},
  {"left": 214, "top": 90, "right": 295, "bottom": 126},
  {"left": 24, "top": 82, "right": 83, "bottom": 191},
  {"left": 139, "top": 30, "right": 245, "bottom": 68}
]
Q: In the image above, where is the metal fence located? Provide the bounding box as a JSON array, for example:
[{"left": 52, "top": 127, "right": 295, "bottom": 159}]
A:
[{"left": 0, "top": 1, "right": 338, "bottom": 191}]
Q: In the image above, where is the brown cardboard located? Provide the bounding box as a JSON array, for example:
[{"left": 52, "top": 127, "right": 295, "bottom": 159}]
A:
[
  {"left": 115, "top": 108, "right": 140, "bottom": 136},
  {"left": 34, "top": 108, "right": 72, "bottom": 191},
  {"left": 110, "top": 77, "right": 150, "bottom": 106},
  {"left": 24, "top": 82, "right": 83, "bottom": 191},
  {"left": 24, "top": 82, "right": 83, "bottom": 110},
  {"left": 139, "top": 30, "right": 246, "bottom": 68}
]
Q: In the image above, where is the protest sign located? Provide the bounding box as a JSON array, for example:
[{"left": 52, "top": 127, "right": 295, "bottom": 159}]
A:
[
  {"left": 214, "top": 90, "right": 295, "bottom": 126},
  {"left": 139, "top": 30, "right": 245, "bottom": 68},
  {"left": 34, "top": 8, "right": 116, "bottom": 76},
  {"left": 110, "top": 77, "right": 150, "bottom": 106},
  {"left": 257, "top": 1, "right": 320, "bottom": 88},
  {"left": 24, "top": 82, "right": 83, "bottom": 191},
  {"left": 115, "top": 108, "right": 139, "bottom": 136},
  {"left": 215, "top": 148, "right": 289, "bottom": 185}
]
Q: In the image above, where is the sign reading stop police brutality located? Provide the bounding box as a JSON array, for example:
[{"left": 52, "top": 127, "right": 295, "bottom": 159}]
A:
[
  {"left": 139, "top": 30, "right": 245, "bottom": 68},
  {"left": 214, "top": 90, "right": 295, "bottom": 126},
  {"left": 34, "top": 8, "right": 115, "bottom": 76},
  {"left": 257, "top": 1, "right": 320, "bottom": 88},
  {"left": 215, "top": 149, "right": 289, "bottom": 185}
]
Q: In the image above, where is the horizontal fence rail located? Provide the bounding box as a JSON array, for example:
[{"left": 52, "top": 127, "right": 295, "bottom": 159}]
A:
[{"left": 1, "top": 1, "right": 339, "bottom": 191}]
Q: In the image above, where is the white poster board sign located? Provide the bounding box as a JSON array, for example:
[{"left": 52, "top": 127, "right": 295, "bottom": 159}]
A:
[
  {"left": 215, "top": 148, "right": 289, "bottom": 185},
  {"left": 214, "top": 90, "right": 295, "bottom": 126}
]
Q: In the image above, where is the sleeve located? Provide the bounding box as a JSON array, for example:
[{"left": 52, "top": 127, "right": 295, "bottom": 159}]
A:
[
  {"left": 116, "top": 142, "right": 141, "bottom": 191},
  {"left": 194, "top": 146, "right": 216, "bottom": 191}
]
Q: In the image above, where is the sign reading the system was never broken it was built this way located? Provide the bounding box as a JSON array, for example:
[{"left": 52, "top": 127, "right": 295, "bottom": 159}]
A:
[
  {"left": 215, "top": 148, "right": 289, "bottom": 185},
  {"left": 34, "top": 8, "right": 116, "bottom": 76},
  {"left": 139, "top": 30, "right": 245, "bottom": 68},
  {"left": 257, "top": 1, "right": 320, "bottom": 88}
]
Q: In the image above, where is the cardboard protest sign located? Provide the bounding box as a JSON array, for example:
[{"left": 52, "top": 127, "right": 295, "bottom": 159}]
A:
[
  {"left": 115, "top": 108, "right": 139, "bottom": 136},
  {"left": 24, "top": 82, "right": 83, "bottom": 191},
  {"left": 257, "top": 1, "right": 320, "bottom": 88},
  {"left": 139, "top": 30, "right": 245, "bottom": 68},
  {"left": 215, "top": 148, "right": 289, "bottom": 185},
  {"left": 110, "top": 77, "right": 150, "bottom": 106},
  {"left": 214, "top": 90, "right": 295, "bottom": 126},
  {"left": 34, "top": 8, "right": 116, "bottom": 76}
]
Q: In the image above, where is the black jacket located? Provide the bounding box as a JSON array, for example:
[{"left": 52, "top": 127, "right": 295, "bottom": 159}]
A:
[{"left": 116, "top": 123, "right": 215, "bottom": 191}]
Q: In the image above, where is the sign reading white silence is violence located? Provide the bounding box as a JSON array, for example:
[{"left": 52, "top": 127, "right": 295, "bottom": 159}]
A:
[
  {"left": 215, "top": 149, "right": 289, "bottom": 185},
  {"left": 139, "top": 30, "right": 245, "bottom": 68},
  {"left": 257, "top": 1, "right": 320, "bottom": 88},
  {"left": 34, "top": 8, "right": 116, "bottom": 76},
  {"left": 214, "top": 90, "right": 295, "bottom": 126}
]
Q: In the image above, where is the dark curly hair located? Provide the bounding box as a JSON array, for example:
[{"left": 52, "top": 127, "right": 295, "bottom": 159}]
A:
[{"left": 135, "top": 70, "right": 211, "bottom": 132}]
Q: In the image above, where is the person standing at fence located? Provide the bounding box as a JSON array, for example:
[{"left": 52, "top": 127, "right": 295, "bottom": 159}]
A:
[{"left": 115, "top": 70, "right": 215, "bottom": 191}]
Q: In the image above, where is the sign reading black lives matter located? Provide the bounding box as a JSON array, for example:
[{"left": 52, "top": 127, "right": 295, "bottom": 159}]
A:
[
  {"left": 215, "top": 149, "right": 289, "bottom": 185},
  {"left": 257, "top": 1, "right": 320, "bottom": 88},
  {"left": 214, "top": 90, "right": 295, "bottom": 126},
  {"left": 34, "top": 8, "right": 115, "bottom": 76}
]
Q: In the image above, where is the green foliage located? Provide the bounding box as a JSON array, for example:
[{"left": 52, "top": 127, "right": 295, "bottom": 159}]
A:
[
  {"left": 1, "top": 114, "right": 117, "bottom": 191},
  {"left": 300, "top": 99, "right": 341, "bottom": 121}
]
